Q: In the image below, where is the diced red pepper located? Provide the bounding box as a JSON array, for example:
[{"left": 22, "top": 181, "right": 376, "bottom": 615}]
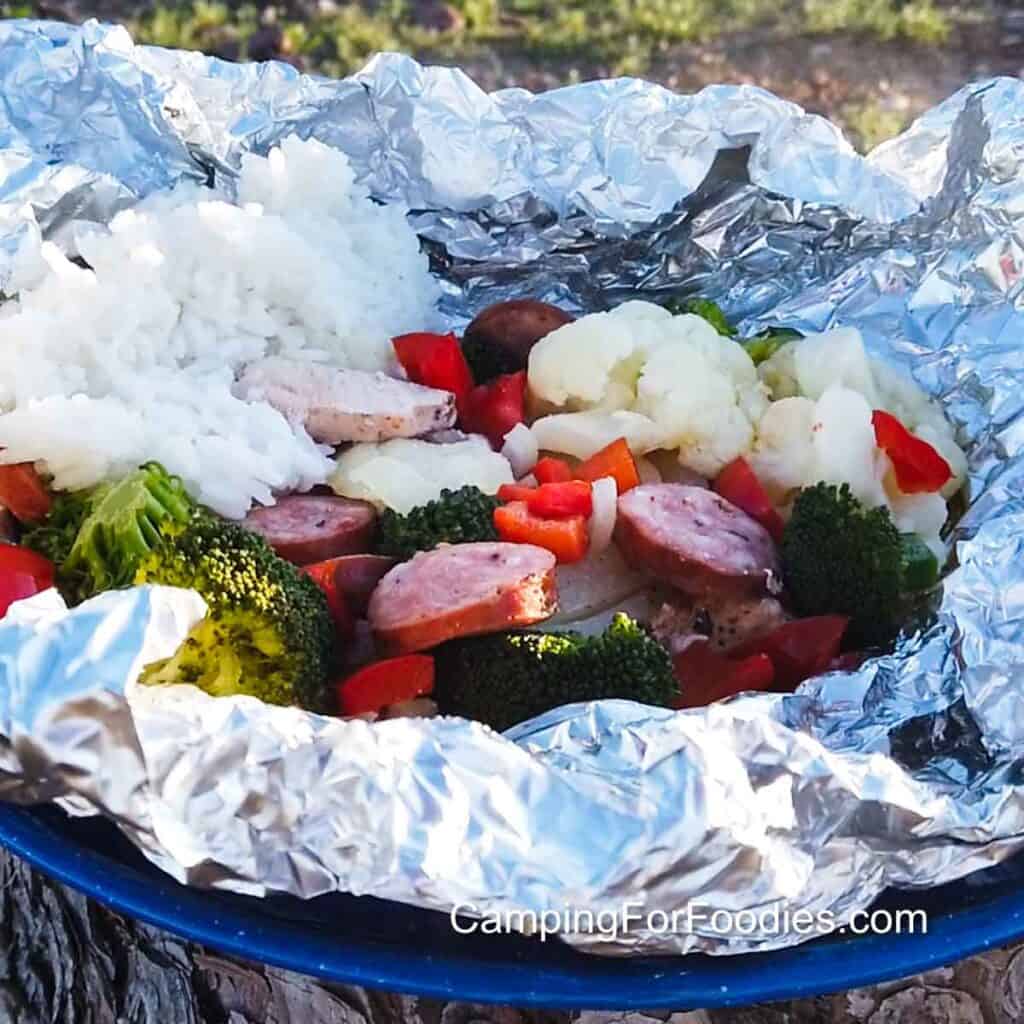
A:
[
  {"left": 335, "top": 654, "right": 435, "bottom": 717},
  {"left": 461, "top": 371, "right": 527, "bottom": 448},
  {"left": 533, "top": 457, "right": 574, "bottom": 485},
  {"left": 0, "top": 464, "right": 52, "bottom": 524},
  {"left": 673, "top": 639, "right": 776, "bottom": 708},
  {"left": 494, "top": 501, "right": 589, "bottom": 563},
  {"left": 392, "top": 332, "right": 475, "bottom": 416},
  {"left": 0, "top": 543, "right": 54, "bottom": 591},
  {"left": 526, "top": 480, "right": 592, "bottom": 519},
  {"left": 872, "top": 410, "right": 952, "bottom": 495},
  {"left": 0, "top": 571, "right": 43, "bottom": 619},
  {"left": 713, "top": 456, "right": 785, "bottom": 542},
  {"left": 731, "top": 615, "right": 849, "bottom": 690},
  {"left": 497, "top": 483, "right": 538, "bottom": 504},
  {"left": 301, "top": 559, "right": 354, "bottom": 637},
  {"left": 576, "top": 438, "right": 640, "bottom": 494}
]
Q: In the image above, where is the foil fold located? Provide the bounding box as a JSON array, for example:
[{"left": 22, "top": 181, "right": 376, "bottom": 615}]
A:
[{"left": 2, "top": 19, "right": 1024, "bottom": 955}]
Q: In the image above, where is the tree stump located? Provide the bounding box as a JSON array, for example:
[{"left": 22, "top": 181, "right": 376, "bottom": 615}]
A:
[{"left": 1, "top": 846, "right": 1020, "bottom": 1024}]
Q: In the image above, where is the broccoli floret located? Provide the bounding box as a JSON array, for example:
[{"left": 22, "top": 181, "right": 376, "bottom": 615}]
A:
[
  {"left": 461, "top": 334, "right": 522, "bottom": 383},
  {"left": 742, "top": 328, "right": 801, "bottom": 366},
  {"left": 434, "top": 613, "right": 676, "bottom": 732},
  {"left": 665, "top": 297, "right": 737, "bottom": 336},
  {"left": 781, "top": 483, "right": 908, "bottom": 646},
  {"left": 21, "top": 491, "right": 92, "bottom": 595},
  {"left": 663, "top": 298, "right": 799, "bottom": 365},
  {"left": 374, "top": 485, "right": 500, "bottom": 560},
  {"left": 23, "top": 463, "right": 193, "bottom": 604},
  {"left": 135, "top": 509, "right": 334, "bottom": 711}
]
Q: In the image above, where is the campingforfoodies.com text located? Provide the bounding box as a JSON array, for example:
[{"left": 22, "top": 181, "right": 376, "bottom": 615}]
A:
[{"left": 449, "top": 902, "right": 928, "bottom": 942}]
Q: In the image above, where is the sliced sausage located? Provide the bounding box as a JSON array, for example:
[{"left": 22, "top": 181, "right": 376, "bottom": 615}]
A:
[
  {"left": 368, "top": 542, "right": 557, "bottom": 655},
  {"left": 235, "top": 357, "right": 456, "bottom": 444},
  {"left": 615, "top": 484, "right": 779, "bottom": 600},
  {"left": 243, "top": 494, "right": 376, "bottom": 565},
  {"left": 331, "top": 554, "right": 398, "bottom": 617}
]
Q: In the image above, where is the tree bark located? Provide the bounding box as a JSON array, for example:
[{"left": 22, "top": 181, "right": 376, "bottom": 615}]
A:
[{"left": 1, "top": 846, "right": 1020, "bottom": 1024}]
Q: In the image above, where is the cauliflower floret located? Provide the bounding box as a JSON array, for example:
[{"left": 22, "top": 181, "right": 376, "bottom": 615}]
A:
[
  {"left": 748, "top": 396, "right": 817, "bottom": 504},
  {"left": 793, "top": 327, "right": 880, "bottom": 403},
  {"left": 760, "top": 327, "right": 968, "bottom": 501},
  {"left": 528, "top": 302, "right": 766, "bottom": 477},
  {"left": 810, "top": 386, "right": 888, "bottom": 510},
  {"left": 531, "top": 410, "right": 666, "bottom": 459},
  {"left": 329, "top": 436, "right": 512, "bottom": 513},
  {"left": 635, "top": 341, "right": 767, "bottom": 477}
]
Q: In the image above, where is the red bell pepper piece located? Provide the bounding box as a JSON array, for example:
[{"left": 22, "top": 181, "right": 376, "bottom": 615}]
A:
[
  {"left": 713, "top": 456, "right": 784, "bottom": 542},
  {"left": 673, "top": 639, "right": 776, "bottom": 708},
  {"left": 0, "top": 464, "right": 52, "bottom": 524},
  {"left": 336, "top": 654, "right": 435, "bottom": 717},
  {"left": 392, "top": 332, "right": 475, "bottom": 416},
  {"left": 0, "top": 543, "right": 55, "bottom": 591},
  {"left": 526, "top": 480, "right": 592, "bottom": 519},
  {"left": 533, "top": 457, "right": 574, "bottom": 485},
  {"left": 731, "top": 614, "right": 849, "bottom": 690},
  {"left": 576, "top": 438, "right": 640, "bottom": 494},
  {"left": 461, "top": 371, "right": 527, "bottom": 448},
  {"left": 497, "top": 483, "right": 538, "bottom": 504},
  {"left": 494, "top": 501, "right": 589, "bottom": 563},
  {"left": 0, "top": 571, "right": 43, "bottom": 619},
  {"left": 301, "top": 559, "right": 354, "bottom": 637},
  {"left": 872, "top": 410, "right": 952, "bottom": 495}
]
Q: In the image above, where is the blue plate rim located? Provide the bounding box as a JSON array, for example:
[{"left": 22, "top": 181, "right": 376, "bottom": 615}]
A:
[{"left": 2, "top": 801, "right": 1024, "bottom": 1009}]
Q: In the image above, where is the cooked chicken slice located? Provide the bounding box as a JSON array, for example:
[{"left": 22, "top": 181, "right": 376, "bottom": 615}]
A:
[{"left": 235, "top": 357, "right": 456, "bottom": 444}]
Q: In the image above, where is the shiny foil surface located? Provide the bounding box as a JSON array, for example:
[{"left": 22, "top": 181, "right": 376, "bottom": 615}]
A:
[{"left": 1, "top": 18, "right": 1024, "bottom": 957}]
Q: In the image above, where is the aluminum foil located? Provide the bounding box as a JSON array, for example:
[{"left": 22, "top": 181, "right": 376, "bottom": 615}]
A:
[{"left": 2, "top": 18, "right": 1024, "bottom": 957}]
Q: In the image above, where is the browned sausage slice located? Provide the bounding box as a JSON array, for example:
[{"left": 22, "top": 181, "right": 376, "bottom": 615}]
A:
[
  {"left": 464, "top": 300, "right": 574, "bottom": 369},
  {"left": 615, "top": 484, "right": 779, "bottom": 599},
  {"left": 331, "top": 554, "right": 398, "bottom": 617},
  {"left": 243, "top": 494, "right": 376, "bottom": 565},
  {"left": 368, "top": 542, "right": 557, "bottom": 655}
]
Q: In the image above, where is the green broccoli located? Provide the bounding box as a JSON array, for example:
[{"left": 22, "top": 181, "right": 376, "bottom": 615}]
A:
[
  {"left": 22, "top": 463, "right": 193, "bottom": 604},
  {"left": 21, "top": 491, "right": 91, "bottom": 579},
  {"left": 666, "top": 297, "right": 737, "bottom": 336},
  {"left": 742, "top": 328, "right": 801, "bottom": 366},
  {"left": 663, "top": 297, "right": 799, "bottom": 365},
  {"left": 434, "top": 613, "right": 677, "bottom": 732},
  {"left": 135, "top": 509, "right": 335, "bottom": 711},
  {"left": 374, "top": 485, "right": 500, "bottom": 560},
  {"left": 461, "top": 334, "right": 522, "bottom": 383},
  {"left": 781, "top": 482, "right": 942, "bottom": 646}
]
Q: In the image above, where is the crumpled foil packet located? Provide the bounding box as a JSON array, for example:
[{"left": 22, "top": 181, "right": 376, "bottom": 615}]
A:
[{"left": 2, "top": 18, "right": 1024, "bottom": 957}]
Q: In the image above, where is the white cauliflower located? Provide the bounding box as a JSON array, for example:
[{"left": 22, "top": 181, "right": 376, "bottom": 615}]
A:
[
  {"left": 329, "top": 436, "right": 512, "bottom": 513},
  {"left": 528, "top": 301, "right": 768, "bottom": 477},
  {"left": 759, "top": 326, "right": 968, "bottom": 502},
  {"left": 530, "top": 409, "right": 666, "bottom": 460}
]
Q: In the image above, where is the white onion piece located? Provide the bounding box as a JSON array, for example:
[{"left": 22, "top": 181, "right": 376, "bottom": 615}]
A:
[
  {"left": 541, "top": 589, "right": 656, "bottom": 636},
  {"left": 548, "top": 541, "right": 646, "bottom": 625},
  {"left": 588, "top": 475, "right": 618, "bottom": 554},
  {"left": 636, "top": 455, "right": 662, "bottom": 485},
  {"left": 501, "top": 422, "right": 539, "bottom": 479}
]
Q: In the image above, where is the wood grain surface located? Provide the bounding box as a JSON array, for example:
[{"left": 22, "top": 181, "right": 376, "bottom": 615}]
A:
[{"left": 3, "top": 847, "right": 1021, "bottom": 1024}]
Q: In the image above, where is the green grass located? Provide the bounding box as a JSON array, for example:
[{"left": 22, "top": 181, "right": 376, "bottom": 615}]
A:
[{"left": 112, "top": 0, "right": 952, "bottom": 81}]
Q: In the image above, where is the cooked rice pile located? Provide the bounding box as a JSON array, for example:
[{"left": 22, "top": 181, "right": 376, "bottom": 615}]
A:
[{"left": 0, "top": 136, "right": 441, "bottom": 517}]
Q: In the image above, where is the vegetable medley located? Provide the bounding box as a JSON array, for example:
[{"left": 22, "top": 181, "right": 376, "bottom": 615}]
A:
[{"left": 0, "top": 296, "right": 967, "bottom": 732}]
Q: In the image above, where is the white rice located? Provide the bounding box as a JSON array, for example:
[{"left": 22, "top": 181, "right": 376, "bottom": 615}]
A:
[{"left": 0, "top": 136, "right": 441, "bottom": 518}]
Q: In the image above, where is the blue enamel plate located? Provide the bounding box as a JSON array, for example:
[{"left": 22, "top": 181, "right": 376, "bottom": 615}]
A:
[{"left": 2, "top": 802, "right": 1023, "bottom": 1008}]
